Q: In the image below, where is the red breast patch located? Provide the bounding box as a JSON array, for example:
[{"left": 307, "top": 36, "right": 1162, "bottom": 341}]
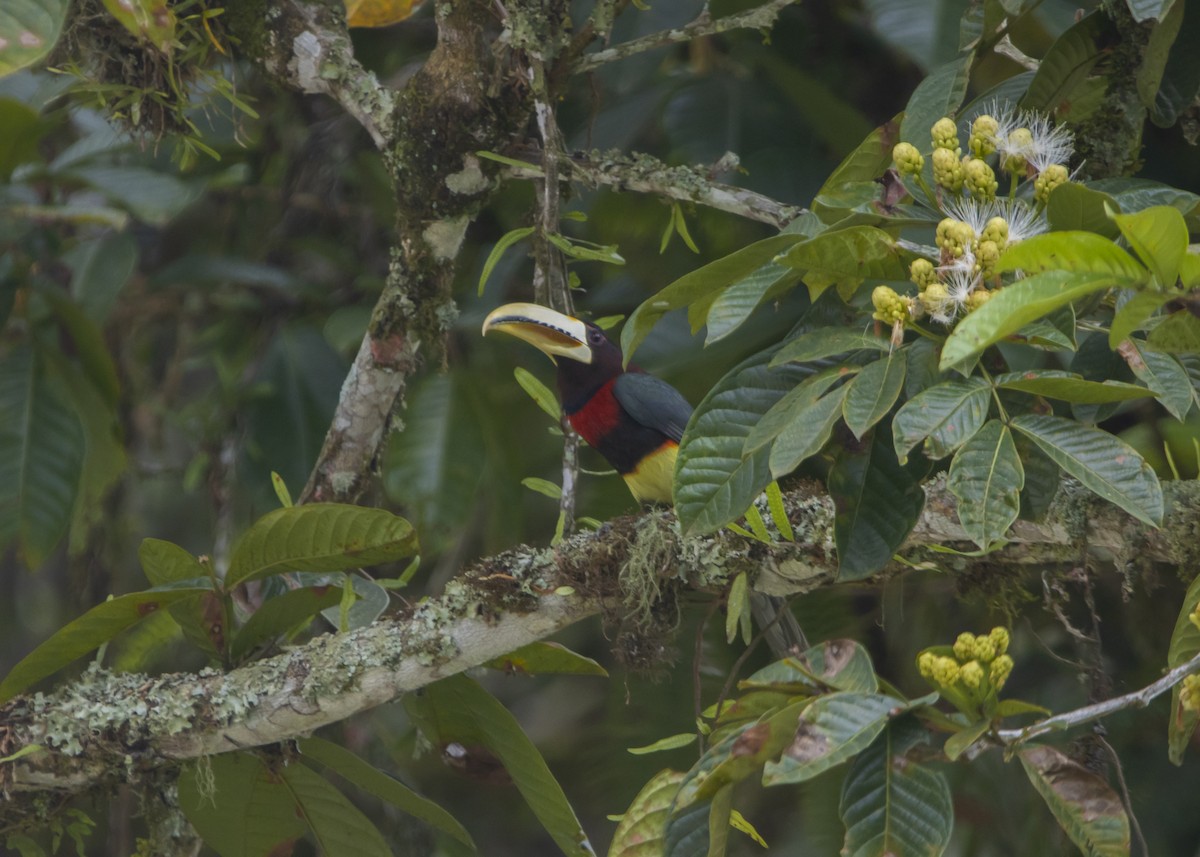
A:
[{"left": 567, "top": 379, "right": 621, "bottom": 446}]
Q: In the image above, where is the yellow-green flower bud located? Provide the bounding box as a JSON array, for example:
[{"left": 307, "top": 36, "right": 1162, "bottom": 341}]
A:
[
  {"left": 871, "top": 285, "right": 909, "bottom": 325},
  {"left": 973, "top": 636, "right": 997, "bottom": 663},
  {"left": 919, "top": 282, "right": 948, "bottom": 315},
  {"left": 931, "top": 117, "right": 960, "bottom": 152},
  {"left": 989, "top": 626, "right": 1010, "bottom": 656},
  {"left": 918, "top": 651, "right": 937, "bottom": 679},
  {"left": 1188, "top": 602, "right": 1200, "bottom": 632},
  {"left": 936, "top": 218, "right": 974, "bottom": 259},
  {"left": 932, "top": 148, "right": 966, "bottom": 193},
  {"left": 910, "top": 258, "right": 937, "bottom": 289},
  {"left": 1002, "top": 127, "right": 1033, "bottom": 174},
  {"left": 969, "top": 114, "right": 999, "bottom": 157},
  {"left": 953, "top": 632, "right": 976, "bottom": 662},
  {"left": 960, "top": 660, "right": 985, "bottom": 690},
  {"left": 975, "top": 239, "right": 1001, "bottom": 278},
  {"left": 964, "top": 158, "right": 998, "bottom": 201},
  {"left": 1034, "top": 163, "right": 1070, "bottom": 204},
  {"left": 989, "top": 654, "right": 1014, "bottom": 690},
  {"left": 967, "top": 289, "right": 993, "bottom": 312},
  {"left": 1182, "top": 674, "right": 1200, "bottom": 712},
  {"left": 892, "top": 142, "right": 925, "bottom": 176},
  {"left": 932, "top": 656, "right": 961, "bottom": 687},
  {"left": 982, "top": 216, "right": 1009, "bottom": 249}
]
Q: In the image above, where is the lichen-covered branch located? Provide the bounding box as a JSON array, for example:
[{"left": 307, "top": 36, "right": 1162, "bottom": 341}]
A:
[
  {"left": 574, "top": 0, "right": 800, "bottom": 73},
  {"left": 5, "top": 479, "right": 1199, "bottom": 821},
  {"left": 507, "top": 149, "right": 806, "bottom": 229}
]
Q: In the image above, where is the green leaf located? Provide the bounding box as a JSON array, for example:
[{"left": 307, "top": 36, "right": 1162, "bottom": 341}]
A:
[
  {"left": 829, "top": 430, "right": 925, "bottom": 580},
  {"left": 271, "top": 472, "right": 294, "bottom": 508},
  {"left": 770, "top": 385, "right": 850, "bottom": 479},
  {"left": 770, "top": 328, "right": 891, "bottom": 366},
  {"left": 229, "top": 584, "right": 343, "bottom": 663},
  {"left": 674, "top": 346, "right": 818, "bottom": 536},
  {"left": 628, "top": 734, "right": 698, "bottom": 755},
  {"left": 1020, "top": 12, "right": 1107, "bottom": 116},
  {"left": 993, "top": 698, "right": 1052, "bottom": 718},
  {"left": 139, "top": 538, "right": 209, "bottom": 586},
  {"left": 514, "top": 366, "right": 561, "bottom": 420},
  {"left": 777, "top": 227, "right": 911, "bottom": 299},
  {"left": 225, "top": 504, "right": 417, "bottom": 587},
  {"left": 1011, "top": 414, "right": 1163, "bottom": 526},
  {"left": 0, "top": 345, "right": 85, "bottom": 568},
  {"left": 1046, "top": 182, "right": 1121, "bottom": 238},
  {"left": 898, "top": 52, "right": 973, "bottom": 147},
  {"left": 478, "top": 226, "right": 534, "bottom": 295},
  {"left": 63, "top": 233, "right": 139, "bottom": 322},
  {"left": 762, "top": 692, "right": 903, "bottom": 785},
  {"left": 609, "top": 769, "right": 685, "bottom": 857},
  {"left": 726, "top": 572, "right": 750, "bottom": 644},
  {"left": 66, "top": 165, "right": 200, "bottom": 226},
  {"left": 1019, "top": 745, "right": 1131, "bottom": 857},
  {"left": 1166, "top": 572, "right": 1200, "bottom": 763},
  {"left": 947, "top": 420, "right": 1024, "bottom": 550},
  {"left": 939, "top": 271, "right": 1118, "bottom": 370},
  {"left": 840, "top": 717, "right": 953, "bottom": 857},
  {"left": 789, "top": 638, "right": 880, "bottom": 694},
  {"left": 298, "top": 737, "right": 475, "bottom": 848},
  {"left": 319, "top": 574, "right": 388, "bottom": 631},
  {"left": 995, "top": 232, "right": 1146, "bottom": 283},
  {"left": 483, "top": 641, "right": 608, "bottom": 677},
  {"left": 1148, "top": 309, "right": 1200, "bottom": 354},
  {"left": 0, "top": 0, "right": 69, "bottom": 75},
  {"left": 842, "top": 351, "right": 907, "bottom": 440},
  {"left": 892, "top": 377, "right": 990, "bottom": 463},
  {"left": 0, "top": 98, "right": 40, "bottom": 179},
  {"left": 744, "top": 365, "right": 853, "bottom": 455},
  {"left": 943, "top": 718, "right": 992, "bottom": 761},
  {"left": 405, "top": 674, "right": 593, "bottom": 856},
  {"left": 993, "top": 371, "right": 1157, "bottom": 404},
  {"left": 1110, "top": 205, "right": 1189, "bottom": 287},
  {"left": 621, "top": 234, "right": 804, "bottom": 360},
  {"left": 1109, "top": 290, "right": 1174, "bottom": 347},
  {"left": 704, "top": 262, "right": 800, "bottom": 344},
  {"left": 522, "top": 477, "right": 562, "bottom": 499},
  {"left": 1124, "top": 341, "right": 1193, "bottom": 420},
  {"left": 816, "top": 116, "right": 903, "bottom": 197},
  {"left": 0, "top": 587, "right": 210, "bottom": 701},
  {"left": 546, "top": 233, "right": 625, "bottom": 265}
]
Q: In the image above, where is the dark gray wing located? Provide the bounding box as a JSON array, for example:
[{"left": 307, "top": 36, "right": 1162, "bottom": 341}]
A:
[{"left": 613, "top": 372, "right": 694, "bottom": 443}]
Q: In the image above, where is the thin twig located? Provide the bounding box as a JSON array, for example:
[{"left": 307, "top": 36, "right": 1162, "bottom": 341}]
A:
[
  {"left": 574, "top": 0, "right": 799, "bottom": 74},
  {"left": 507, "top": 149, "right": 805, "bottom": 229},
  {"left": 1097, "top": 733, "right": 1148, "bottom": 857},
  {"left": 997, "top": 650, "right": 1200, "bottom": 745}
]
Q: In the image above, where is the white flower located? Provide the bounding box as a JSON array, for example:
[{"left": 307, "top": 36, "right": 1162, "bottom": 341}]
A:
[
  {"left": 943, "top": 197, "right": 1047, "bottom": 245},
  {"left": 1024, "top": 111, "right": 1075, "bottom": 173}
]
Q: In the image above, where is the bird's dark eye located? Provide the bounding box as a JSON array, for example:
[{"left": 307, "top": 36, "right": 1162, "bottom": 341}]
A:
[{"left": 589, "top": 328, "right": 606, "bottom": 345}]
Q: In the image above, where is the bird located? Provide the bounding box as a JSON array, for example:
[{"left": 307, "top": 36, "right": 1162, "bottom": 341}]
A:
[{"left": 482, "top": 302, "right": 692, "bottom": 505}]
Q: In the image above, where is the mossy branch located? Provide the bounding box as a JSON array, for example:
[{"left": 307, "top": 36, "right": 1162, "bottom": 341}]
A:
[{"left": 4, "top": 479, "right": 1198, "bottom": 823}]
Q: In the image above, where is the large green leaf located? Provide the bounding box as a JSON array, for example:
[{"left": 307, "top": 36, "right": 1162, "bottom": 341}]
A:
[
  {"left": 947, "top": 420, "right": 1024, "bottom": 550},
  {"left": 840, "top": 717, "right": 953, "bottom": 857},
  {"left": 62, "top": 233, "right": 139, "bottom": 322},
  {"left": 1148, "top": 309, "right": 1200, "bottom": 354},
  {"left": 1109, "top": 290, "right": 1174, "bottom": 347},
  {"left": 230, "top": 584, "right": 343, "bottom": 663},
  {"left": 299, "top": 737, "right": 475, "bottom": 848},
  {"left": 770, "top": 328, "right": 891, "bottom": 366},
  {"left": 992, "top": 370, "right": 1157, "bottom": 404},
  {"left": 816, "top": 115, "right": 902, "bottom": 197},
  {"left": 620, "top": 235, "right": 804, "bottom": 360},
  {"left": 703, "top": 262, "right": 801, "bottom": 344},
  {"left": 0, "top": 345, "right": 85, "bottom": 568},
  {"left": 674, "top": 346, "right": 818, "bottom": 536},
  {"left": 1046, "top": 183, "right": 1120, "bottom": 238},
  {"left": 898, "top": 52, "right": 973, "bottom": 146},
  {"left": 609, "top": 769, "right": 685, "bottom": 857},
  {"left": 769, "top": 385, "right": 850, "bottom": 479},
  {"left": 180, "top": 750, "right": 392, "bottom": 857},
  {"left": 829, "top": 430, "right": 925, "bottom": 580},
  {"left": 1020, "top": 11, "right": 1108, "bottom": 115},
  {"left": 483, "top": 641, "right": 608, "bottom": 677},
  {"left": 1010, "top": 414, "right": 1163, "bottom": 526},
  {"left": 1166, "top": 572, "right": 1200, "bottom": 764},
  {"left": 0, "top": 586, "right": 211, "bottom": 701},
  {"left": 139, "top": 538, "right": 210, "bottom": 586},
  {"left": 744, "top": 365, "right": 852, "bottom": 455},
  {"left": 405, "top": 674, "right": 593, "bottom": 856},
  {"left": 1019, "top": 745, "right": 1130, "bottom": 857},
  {"left": 1110, "top": 205, "right": 1189, "bottom": 287},
  {"left": 892, "top": 378, "right": 991, "bottom": 463},
  {"left": 842, "top": 350, "right": 907, "bottom": 440},
  {"left": 64, "top": 165, "right": 201, "bottom": 226},
  {"left": 1124, "top": 341, "right": 1193, "bottom": 420},
  {"left": 225, "top": 504, "right": 417, "bottom": 587},
  {"left": 0, "top": 0, "right": 69, "bottom": 75},
  {"left": 762, "top": 692, "right": 902, "bottom": 786},
  {"left": 995, "top": 232, "right": 1146, "bottom": 283},
  {"left": 939, "top": 271, "right": 1118, "bottom": 370},
  {"left": 776, "top": 227, "right": 911, "bottom": 299}
]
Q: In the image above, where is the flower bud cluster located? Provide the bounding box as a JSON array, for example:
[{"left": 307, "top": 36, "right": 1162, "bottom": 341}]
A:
[
  {"left": 918, "top": 627, "right": 1014, "bottom": 714},
  {"left": 871, "top": 285, "right": 911, "bottom": 325},
  {"left": 1182, "top": 674, "right": 1200, "bottom": 713}
]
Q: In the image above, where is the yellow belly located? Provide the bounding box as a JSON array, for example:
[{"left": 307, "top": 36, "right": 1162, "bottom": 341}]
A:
[{"left": 621, "top": 442, "right": 679, "bottom": 505}]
